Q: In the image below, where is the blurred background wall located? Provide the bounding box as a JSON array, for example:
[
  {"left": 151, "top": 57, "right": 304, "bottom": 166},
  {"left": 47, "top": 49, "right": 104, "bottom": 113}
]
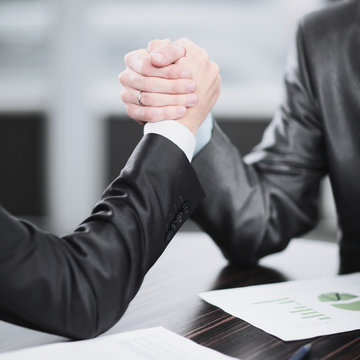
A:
[{"left": 0, "top": 0, "right": 338, "bottom": 240}]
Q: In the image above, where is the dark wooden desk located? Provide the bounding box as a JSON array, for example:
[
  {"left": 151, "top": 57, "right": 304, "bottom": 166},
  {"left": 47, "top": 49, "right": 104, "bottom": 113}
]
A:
[{"left": 0, "top": 233, "right": 359, "bottom": 359}]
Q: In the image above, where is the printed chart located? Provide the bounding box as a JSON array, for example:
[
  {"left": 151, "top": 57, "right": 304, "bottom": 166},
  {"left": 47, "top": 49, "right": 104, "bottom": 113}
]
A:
[
  {"left": 199, "top": 273, "right": 360, "bottom": 341},
  {"left": 253, "top": 296, "right": 332, "bottom": 320}
]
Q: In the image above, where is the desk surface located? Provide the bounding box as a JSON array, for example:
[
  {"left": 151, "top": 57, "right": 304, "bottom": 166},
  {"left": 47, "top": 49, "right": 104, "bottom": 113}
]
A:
[{"left": 1, "top": 233, "right": 359, "bottom": 359}]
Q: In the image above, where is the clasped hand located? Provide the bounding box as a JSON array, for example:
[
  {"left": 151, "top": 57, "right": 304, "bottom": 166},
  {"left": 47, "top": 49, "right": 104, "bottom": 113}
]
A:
[{"left": 119, "top": 38, "right": 221, "bottom": 134}]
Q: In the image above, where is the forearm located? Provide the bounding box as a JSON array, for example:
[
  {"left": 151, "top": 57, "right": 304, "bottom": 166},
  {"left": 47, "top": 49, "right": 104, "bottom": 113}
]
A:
[
  {"left": 191, "top": 122, "right": 323, "bottom": 266},
  {"left": 0, "top": 134, "right": 204, "bottom": 339}
]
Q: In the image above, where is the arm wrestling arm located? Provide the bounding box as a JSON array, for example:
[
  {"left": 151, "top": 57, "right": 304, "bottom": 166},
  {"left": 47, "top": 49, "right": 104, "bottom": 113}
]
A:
[
  {"left": 0, "top": 134, "right": 204, "bottom": 339},
  {"left": 192, "top": 22, "right": 326, "bottom": 266}
]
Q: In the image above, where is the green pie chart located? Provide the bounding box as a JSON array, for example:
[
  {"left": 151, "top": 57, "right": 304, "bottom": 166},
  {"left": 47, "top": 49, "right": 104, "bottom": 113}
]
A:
[{"left": 318, "top": 292, "right": 360, "bottom": 311}]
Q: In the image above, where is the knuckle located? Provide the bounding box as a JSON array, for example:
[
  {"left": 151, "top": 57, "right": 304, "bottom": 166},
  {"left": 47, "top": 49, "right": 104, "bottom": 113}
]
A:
[
  {"left": 124, "top": 50, "right": 136, "bottom": 66},
  {"left": 176, "top": 37, "right": 190, "bottom": 49},
  {"left": 147, "top": 39, "right": 156, "bottom": 49},
  {"left": 118, "top": 71, "right": 126, "bottom": 84},
  {"left": 140, "top": 92, "right": 150, "bottom": 106},
  {"left": 120, "top": 89, "right": 127, "bottom": 102},
  {"left": 124, "top": 52, "right": 130, "bottom": 65}
]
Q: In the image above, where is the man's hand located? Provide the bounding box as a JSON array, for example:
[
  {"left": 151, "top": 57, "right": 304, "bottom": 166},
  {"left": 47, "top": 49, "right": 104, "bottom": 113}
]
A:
[
  {"left": 119, "top": 41, "right": 198, "bottom": 124},
  {"left": 119, "top": 38, "right": 220, "bottom": 134},
  {"left": 157, "top": 38, "right": 220, "bottom": 134}
]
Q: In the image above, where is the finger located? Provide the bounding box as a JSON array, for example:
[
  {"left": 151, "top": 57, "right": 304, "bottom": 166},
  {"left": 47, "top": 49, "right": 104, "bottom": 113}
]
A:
[
  {"left": 124, "top": 49, "right": 149, "bottom": 74},
  {"left": 150, "top": 44, "right": 186, "bottom": 67},
  {"left": 121, "top": 88, "right": 198, "bottom": 107},
  {"left": 119, "top": 68, "right": 196, "bottom": 94},
  {"left": 147, "top": 38, "right": 171, "bottom": 52},
  {"left": 126, "top": 104, "right": 187, "bottom": 122},
  {"left": 124, "top": 52, "right": 191, "bottom": 79},
  {"left": 173, "top": 38, "right": 209, "bottom": 62}
]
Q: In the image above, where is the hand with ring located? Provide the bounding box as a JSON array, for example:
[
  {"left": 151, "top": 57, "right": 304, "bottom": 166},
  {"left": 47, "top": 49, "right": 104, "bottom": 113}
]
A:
[
  {"left": 118, "top": 38, "right": 221, "bottom": 134},
  {"left": 119, "top": 39, "right": 198, "bottom": 124}
]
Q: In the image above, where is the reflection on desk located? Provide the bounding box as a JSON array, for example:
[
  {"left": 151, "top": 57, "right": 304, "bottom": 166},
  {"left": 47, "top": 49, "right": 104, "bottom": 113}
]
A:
[{"left": 0, "top": 232, "right": 358, "bottom": 359}]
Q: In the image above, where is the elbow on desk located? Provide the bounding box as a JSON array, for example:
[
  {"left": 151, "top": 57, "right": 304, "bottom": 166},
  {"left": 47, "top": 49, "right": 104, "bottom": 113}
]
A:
[
  {"left": 48, "top": 303, "right": 123, "bottom": 340},
  {"left": 33, "top": 276, "right": 128, "bottom": 340},
  {"left": 217, "top": 229, "right": 290, "bottom": 267},
  {"left": 62, "top": 315, "right": 107, "bottom": 340}
]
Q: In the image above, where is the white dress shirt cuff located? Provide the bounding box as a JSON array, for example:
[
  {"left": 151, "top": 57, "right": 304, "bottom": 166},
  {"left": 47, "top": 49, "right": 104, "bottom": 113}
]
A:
[
  {"left": 144, "top": 120, "right": 196, "bottom": 162},
  {"left": 194, "top": 113, "right": 214, "bottom": 156}
]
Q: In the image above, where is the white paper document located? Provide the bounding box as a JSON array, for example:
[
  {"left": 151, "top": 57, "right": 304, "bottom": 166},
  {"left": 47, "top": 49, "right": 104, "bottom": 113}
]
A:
[
  {"left": 199, "top": 272, "right": 360, "bottom": 341},
  {"left": 0, "top": 327, "right": 238, "bottom": 360}
]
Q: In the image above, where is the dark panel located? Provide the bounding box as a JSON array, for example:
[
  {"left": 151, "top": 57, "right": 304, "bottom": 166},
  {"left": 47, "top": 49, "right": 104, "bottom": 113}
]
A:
[
  {"left": 0, "top": 113, "right": 46, "bottom": 216},
  {"left": 217, "top": 118, "right": 269, "bottom": 156},
  {"left": 106, "top": 116, "right": 143, "bottom": 183}
]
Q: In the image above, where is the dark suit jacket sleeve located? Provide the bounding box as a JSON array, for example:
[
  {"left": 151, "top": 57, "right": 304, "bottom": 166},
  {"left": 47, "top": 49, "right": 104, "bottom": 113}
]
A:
[
  {"left": 191, "top": 21, "right": 326, "bottom": 266},
  {"left": 0, "top": 133, "right": 204, "bottom": 339}
]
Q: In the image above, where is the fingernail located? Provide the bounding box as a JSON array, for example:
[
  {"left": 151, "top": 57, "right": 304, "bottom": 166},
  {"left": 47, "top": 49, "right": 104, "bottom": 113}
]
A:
[
  {"left": 186, "top": 81, "right": 196, "bottom": 92},
  {"left": 177, "top": 107, "right": 186, "bottom": 116},
  {"left": 151, "top": 52, "right": 165, "bottom": 65},
  {"left": 180, "top": 70, "right": 191, "bottom": 79},
  {"left": 187, "top": 94, "right": 198, "bottom": 106}
]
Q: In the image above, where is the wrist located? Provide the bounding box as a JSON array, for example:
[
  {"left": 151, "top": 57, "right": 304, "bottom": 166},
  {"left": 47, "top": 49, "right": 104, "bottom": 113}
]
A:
[
  {"left": 177, "top": 119, "right": 198, "bottom": 135},
  {"left": 144, "top": 120, "right": 196, "bottom": 162}
]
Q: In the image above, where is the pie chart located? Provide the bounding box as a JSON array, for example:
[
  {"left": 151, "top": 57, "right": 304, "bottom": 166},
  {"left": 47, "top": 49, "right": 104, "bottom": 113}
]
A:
[{"left": 318, "top": 292, "right": 360, "bottom": 311}]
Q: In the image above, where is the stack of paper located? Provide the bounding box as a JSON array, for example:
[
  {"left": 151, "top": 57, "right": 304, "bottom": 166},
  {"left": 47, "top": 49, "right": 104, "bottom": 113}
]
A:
[{"left": 0, "top": 327, "right": 238, "bottom": 360}]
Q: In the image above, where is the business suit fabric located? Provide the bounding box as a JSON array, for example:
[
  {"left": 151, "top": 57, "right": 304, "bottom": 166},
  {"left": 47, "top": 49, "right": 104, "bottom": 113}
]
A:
[
  {"left": 0, "top": 134, "right": 204, "bottom": 339},
  {"left": 192, "top": 0, "right": 360, "bottom": 274}
]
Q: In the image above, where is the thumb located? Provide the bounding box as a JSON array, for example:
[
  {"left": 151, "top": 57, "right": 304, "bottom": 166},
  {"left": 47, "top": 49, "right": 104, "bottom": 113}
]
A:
[
  {"left": 147, "top": 38, "right": 171, "bottom": 52},
  {"left": 150, "top": 43, "right": 186, "bottom": 68}
]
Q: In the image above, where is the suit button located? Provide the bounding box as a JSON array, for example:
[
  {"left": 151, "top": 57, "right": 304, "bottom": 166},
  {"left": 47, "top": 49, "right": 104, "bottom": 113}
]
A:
[
  {"left": 170, "top": 222, "right": 177, "bottom": 232},
  {"left": 165, "top": 231, "right": 174, "bottom": 243},
  {"left": 182, "top": 202, "right": 190, "bottom": 214},
  {"left": 176, "top": 212, "right": 183, "bottom": 223}
]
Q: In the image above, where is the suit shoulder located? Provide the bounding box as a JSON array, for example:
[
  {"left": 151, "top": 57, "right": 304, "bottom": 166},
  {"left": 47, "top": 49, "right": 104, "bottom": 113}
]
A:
[{"left": 300, "top": 0, "right": 359, "bottom": 39}]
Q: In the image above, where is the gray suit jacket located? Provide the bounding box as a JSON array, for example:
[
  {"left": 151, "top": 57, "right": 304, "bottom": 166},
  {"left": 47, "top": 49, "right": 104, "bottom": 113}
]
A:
[
  {"left": 0, "top": 134, "right": 204, "bottom": 339},
  {"left": 192, "top": 0, "right": 360, "bottom": 274}
]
